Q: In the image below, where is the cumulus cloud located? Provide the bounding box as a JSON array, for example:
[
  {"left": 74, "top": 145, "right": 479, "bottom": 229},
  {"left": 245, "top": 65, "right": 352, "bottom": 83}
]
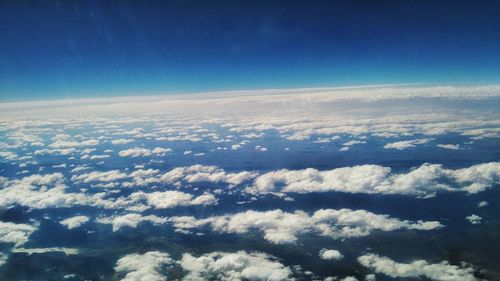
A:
[
  {"left": 118, "top": 147, "right": 171, "bottom": 157},
  {"left": 111, "top": 139, "right": 133, "bottom": 145},
  {"left": 160, "top": 165, "right": 257, "bottom": 186},
  {"left": 180, "top": 251, "right": 293, "bottom": 281},
  {"left": 11, "top": 247, "right": 78, "bottom": 255},
  {"left": 319, "top": 249, "right": 344, "bottom": 261},
  {"left": 115, "top": 251, "right": 172, "bottom": 281},
  {"left": 0, "top": 173, "right": 98, "bottom": 209},
  {"left": 0, "top": 253, "right": 7, "bottom": 267},
  {"left": 357, "top": 253, "right": 478, "bottom": 281},
  {"left": 118, "top": 147, "right": 152, "bottom": 157},
  {"left": 129, "top": 190, "right": 218, "bottom": 209},
  {"left": 478, "top": 201, "right": 488, "bottom": 208},
  {"left": 151, "top": 147, "right": 172, "bottom": 156},
  {"left": 0, "top": 221, "right": 37, "bottom": 246},
  {"left": 71, "top": 170, "right": 127, "bottom": 184},
  {"left": 50, "top": 139, "right": 99, "bottom": 149},
  {"left": 246, "top": 162, "right": 500, "bottom": 198},
  {"left": 437, "top": 144, "right": 460, "bottom": 150},
  {"left": 60, "top": 216, "right": 89, "bottom": 229},
  {"left": 169, "top": 208, "right": 442, "bottom": 244},
  {"left": 383, "top": 138, "right": 431, "bottom": 150},
  {"left": 465, "top": 214, "right": 482, "bottom": 224},
  {"left": 342, "top": 140, "right": 366, "bottom": 146},
  {"left": 97, "top": 213, "right": 167, "bottom": 231}
]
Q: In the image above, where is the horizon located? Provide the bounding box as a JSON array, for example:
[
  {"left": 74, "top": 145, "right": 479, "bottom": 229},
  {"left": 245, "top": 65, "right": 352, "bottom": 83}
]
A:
[{"left": 1, "top": 0, "right": 500, "bottom": 101}]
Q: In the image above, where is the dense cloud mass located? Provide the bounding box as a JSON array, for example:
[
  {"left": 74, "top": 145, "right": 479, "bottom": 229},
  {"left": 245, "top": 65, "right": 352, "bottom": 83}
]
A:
[
  {"left": 247, "top": 162, "right": 500, "bottom": 197},
  {"left": 0, "top": 85, "right": 498, "bottom": 280}
]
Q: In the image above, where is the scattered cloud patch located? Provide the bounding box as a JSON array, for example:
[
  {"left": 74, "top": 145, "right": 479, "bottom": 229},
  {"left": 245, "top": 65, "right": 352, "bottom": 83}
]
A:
[
  {"left": 0, "top": 221, "right": 37, "bottom": 247},
  {"left": 358, "top": 253, "right": 478, "bottom": 281},
  {"left": 437, "top": 144, "right": 460, "bottom": 150},
  {"left": 384, "top": 138, "right": 431, "bottom": 150},
  {"left": 319, "top": 249, "right": 344, "bottom": 261},
  {"left": 115, "top": 251, "right": 172, "bottom": 281},
  {"left": 60, "top": 216, "right": 89, "bottom": 229},
  {"left": 465, "top": 214, "right": 482, "bottom": 224}
]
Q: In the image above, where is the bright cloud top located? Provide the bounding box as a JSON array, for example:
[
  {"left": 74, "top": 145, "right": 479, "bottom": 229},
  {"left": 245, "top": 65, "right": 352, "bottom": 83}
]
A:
[{"left": 169, "top": 208, "right": 442, "bottom": 244}]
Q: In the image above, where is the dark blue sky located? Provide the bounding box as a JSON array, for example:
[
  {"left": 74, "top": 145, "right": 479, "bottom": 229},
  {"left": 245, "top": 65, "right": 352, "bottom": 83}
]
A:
[{"left": 1, "top": 0, "right": 499, "bottom": 101}]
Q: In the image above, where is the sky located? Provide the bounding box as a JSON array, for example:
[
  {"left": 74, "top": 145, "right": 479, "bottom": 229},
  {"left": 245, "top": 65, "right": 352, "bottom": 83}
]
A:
[{"left": 1, "top": 0, "right": 500, "bottom": 101}]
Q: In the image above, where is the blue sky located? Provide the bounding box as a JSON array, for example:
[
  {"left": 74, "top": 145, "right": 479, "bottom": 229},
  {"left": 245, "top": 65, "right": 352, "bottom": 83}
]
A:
[{"left": 1, "top": 0, "right": 500, "bottom": 101}]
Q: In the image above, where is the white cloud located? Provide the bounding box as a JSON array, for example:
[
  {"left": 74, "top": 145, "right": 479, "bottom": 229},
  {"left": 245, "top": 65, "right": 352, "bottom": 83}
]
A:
[
  {"left": 129, "top": 190, "right": 218, "bottom": 209},
  {"left": 71, "top": 170, "right": 127, "bottom": 184},
  {"left": 255, "top": 145, "right": 268, "bottom": 152},
  {"left": 384, "top": 138, "right": 431, "bottom": 150},
  {"left": 478, "top": 201, "right": 488, "bottom": 208},
  {"left": 97, "top": 213, "right": 167, "bottom": 232},
  {"left": 231, "top": 144, "right": 242, "bottom": 150},
  {"left": 180, "top": 251, "right": 293, "bottom": 281},
  {"left": 118, "top": 147, "right": 152, "bottom": 157},
  {"left": 437, "top": 144, "right": 460, "bottom": 150},
  {"left": 111, "top": 139, "right": 133, "bottom": 145},
  {"left": 116, "top": 147, "right": 170, "bottom": 157},
  {"left": 0, "top": 253, "right": 7, "bottom": 267},
  {"left": 357, "top": 253, "right": 478, "bottom": 281},
  {"left": 0, "top": 221, "right": 37, "bottom": 246},
  {"left": 246, "top": 162, "right": 500, "bottom": 198},
  {"left": 89, "top": 154, "right": 110, "bottom": 160},
  {"left": 34, "top": 148, "right": 77, "bottom": 155},
  {"left": 169, "top": 208, "right": 442, "bottom": 244},
  {"left": 49, "top": 139, "right": 99, "bottom": 148},
  {"left": 115, "top": 251, "right": 172, "bottom": 281},
  {"left": 465, "top": 214, "right": 482, "bottom": 224},
  {"left": 11, "top": 247, "right": 78, "bottom": 255},
  {"left": 319, "top": 249, "right": 343, "bottom": 260},
  {"left": 151, "top": 147, "right": 172, "bottom": 156},
  {"left": 60, "top": 216, "right": 89, "bottom": 229},
  {"left": 161, "top": 165, "right": 257, "bottom": 186},
  {"left": 342, "top": 140, "right": 366, "bottom": 146}
]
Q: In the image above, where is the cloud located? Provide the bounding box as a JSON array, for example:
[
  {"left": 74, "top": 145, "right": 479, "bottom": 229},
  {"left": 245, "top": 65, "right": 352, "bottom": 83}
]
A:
[
  {"left": 0, "top": 253, "right": 6, "bottom": 267},
  {"left": 169, "top": 208, "right": 442, "bottom": 244},
  {"left": 129, "top": 190, "right": 218, "bottom": 209},
  {"left": 437, "top": 144, "right": 460, "bottom": 150},
  {"left": 357, "top": 253, "right": 478, "bottom": 281},
  {"left": 118, "top": 147, "right": 171, "bottom": 157},
  {"left": 342, "top": 140, "right": 366, "bottom": 146},
  {"left": 111, "top": 139, "right": 133, "bottom": 145},
  {"left": 180, "top": 251, "right": 293, "bottom": 281},
  {"left": 151, "top": 147, "right": 172, "bottom": 156},
  {"left": 118, "top": 147, "right": 152, "bottom": 157},
  {"left": 160, "top": 165, "right": 257, "bottom": 186},
  {"left": 115, "top": 251, "right": 172, "bottom": 281},
  {"left": 0, "top": 172, "right": 115, "bottom": 210},
  {"left": 49, "top": 139, "right": 99, "bottom": 148},
  {"left": 97, "top": 213, "right": 167, "bottom": 231},
  {"left": 465, "top": 214, "right": 482, "bottom": 224},
  {"left": 319, "top": 249, "right": 344, "bottom": 260},
  {"left": 0, "top": 221, "right": 37, "bottom": 246},
  {"left": 246, "top": 162, "right": 500, "bottom": 198},
  {"left": 60, "top": 216, "right": 90, "bottom": 229},
  {"left": 478, "top": 201, "right": 488, "bottom": 208},
  {"left": 11, "top": 247, "right": 78, "bottom": 255},
  {"left": 383, "top": 138, "right": 431, "bottom": 150},
  {"left": 71, "top": 170, "right": 127, "bottom": 184}
]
